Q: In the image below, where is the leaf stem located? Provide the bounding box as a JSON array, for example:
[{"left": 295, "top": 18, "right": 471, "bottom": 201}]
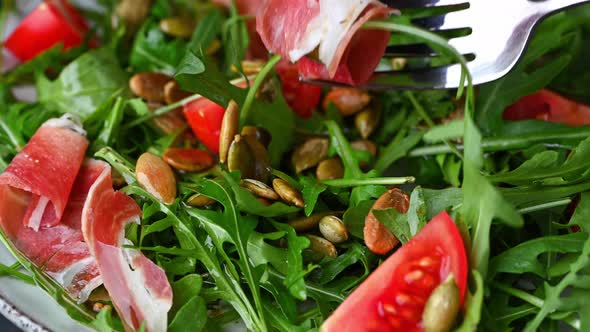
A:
[
  {"left": 491, "top": 282, "right": 545, "bottom": 307},
  {"left": 321, "top": 177, "right": 415, "bottom": 187},
  {"left": 518, "top": 199, "right": 572, "bottom": 214},
  {"left": 408, "top": 126, "right": 590, "bottom": 157},
  {"left": 240, "top": 54, "right": 281, "bottom": 125}
]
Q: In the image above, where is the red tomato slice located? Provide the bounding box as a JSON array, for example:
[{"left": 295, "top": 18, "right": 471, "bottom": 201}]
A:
[
  {"left": 323, "top": 211, "right": 468, "bottom": 332},
  {"left": 4, "top": 0, "right": 91, "bottom": 62},
  {"left": 276, "top": 60, "right": 322, "bottom": 118},
  {"left": 183, "top": 98, "right": 226, "bottom": 154},
  {"left": 504, "top": 89, "right": 590, "bottom": 126}
]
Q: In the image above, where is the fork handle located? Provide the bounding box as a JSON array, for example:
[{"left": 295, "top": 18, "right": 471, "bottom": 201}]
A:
[{"left": 529, "top": 0, "right": 590, "bottom": 14}]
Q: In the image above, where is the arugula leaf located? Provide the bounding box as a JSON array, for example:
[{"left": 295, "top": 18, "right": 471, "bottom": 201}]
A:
[
  {"left": 316, "top": 242, "right": 374, "bottom": 285},
  {"left": 300, "top": 176, "right": 327, "bottom": 216},
  {"left": 37, "top": 48, "right": 129, "bottom": 120},
  {"left": 488, "top": 232, "right": 587, "bottom": 279},
  {"left": 374, "top": 131, "right": 423, "bottom": 174},
  {"left": 342, "top": 200, "right": 373, "bottom": 239},
  {"left": 188, "top": 10, "right": 223, "bottom": 53},
  {"left": 374, "top": 208, "right": 411, "bottom": 244},
  {"left": 222, "top": 0, "right": 249, "bottom": 74},
  {"left": 130, "top": 20, "right": 187, "bottom": 75},
  {"left": 169, "top": 296, "right": 207, "bottom": 332},
  {"left": 273, "top": 222, "right": 311, "bottom": 300},
  {"left": 455, "top": 271, "right": 484, "bottom": 332}
]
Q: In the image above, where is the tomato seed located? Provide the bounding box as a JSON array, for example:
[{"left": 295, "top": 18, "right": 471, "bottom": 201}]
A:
[
  {"left": 404, "top": 269, "right": 424, "bottom": 283},
  {"left": 382, "top": 303, "right": 396, "bottom": 315}
]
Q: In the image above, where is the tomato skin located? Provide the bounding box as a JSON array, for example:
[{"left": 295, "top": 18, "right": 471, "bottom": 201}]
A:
[
  {"left": 504, "top": 89, "right": 590, "bottom": 126},
  {"left": 4, "top": 0, "right": 92, "bottom": 62},
  {"left": 276, "top": 60, "right": 322, "bottom": 118},
  {"left": 322, "top": 211, "right": 468, "bottom": 332},
  {"left": 183, "top": 98, "right": 226, "bottom": 154}
]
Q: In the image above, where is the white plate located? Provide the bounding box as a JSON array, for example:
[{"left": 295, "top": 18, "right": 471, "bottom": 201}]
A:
[{"left": 0, "top": 243, "right": 92, "bottom": 332}]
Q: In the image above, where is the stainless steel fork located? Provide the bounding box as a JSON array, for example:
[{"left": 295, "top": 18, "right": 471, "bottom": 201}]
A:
[{"left": 303, "top": 0, "right": 590, "bottom": 90}]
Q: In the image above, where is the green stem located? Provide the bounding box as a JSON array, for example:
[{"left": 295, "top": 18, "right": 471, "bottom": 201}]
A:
[
  {"left": 405, "top": 91, "right": 463, "bottom": 160},
  {"left": 491, "top": 282, "right": 545, "bottom": 307},
  {"left": 268, "top": 269, "right": 345, "bottom": 303},
  {"left": 408, "top": 126, "right": 590, "bottom": 157},
  {"left": 321, "top": 176, "right": 415, "bottom": 187},
  {"left": 518, "top": 199, "right": 572, "bottom": 214},
  {"left": 240, "top": 55, "right": 281, "bottom": 125},
  {"left": 124, "top": 93, "right": 203, "bottom": 129},
  {"left": 0, "top": 263, "right": 35, "bottom": 284}
]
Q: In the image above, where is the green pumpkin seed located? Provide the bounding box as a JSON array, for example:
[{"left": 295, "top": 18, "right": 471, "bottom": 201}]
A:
[
  {"left": 243, "top": 135, "right": 272, "bottom": 184},
  {"left": 241, "top": 126, "right": 272, "bottom": 148},
  {"left": 291, "top": 137, "right": 330, "bottom": 173},
  {"left": 350, "top": 139, "right": 378, "bottom": 157},
  {"left": 159, "top": 17, "right": 195, "bottom": 38},
  {"left": 219, "top": 100, "right": 240, "bottom": 164},
  {"left": 115, "top": 0, "right": 152, "bottom": 33},
  {"left": 287, "top": 211, "right": 341, "bottom": 232},
  {"left": 354, "top": 107, "right": 379, "bottom": 139},
  {"left": 305, "top": 234, "right": 337, "bottom": 258},
  {"left": 272, "top": 178, "right": 304, "bottom": 208},
  {"left": 186, "top": 193, "right": 216, "bottom": 207},
  {"left": 315, "top": 157, "right": 344, "bottom": 181},
  {"left": 319, "top": 216, "right": 349, "bottom": 244},
  {"left": 227, "top": 135, "right": 256, "bottom": 179},
  {"left": 241, "top": 179, "right": 279, "bottom": 200},
  {"left": 422, "top": 274, "right": 460, "bottom": 332}
]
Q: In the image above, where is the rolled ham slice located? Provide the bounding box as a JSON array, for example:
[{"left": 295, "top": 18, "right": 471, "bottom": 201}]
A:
[
  {"left": 0, "top": 159, "right": 104, "bottom": 302},
  {"left": 82, "top": 161, "right": 172, "bottom": 332},
  {"left": 257, "top": 0, "right": 394, "bottom": 85},
  {"left": 0, "top": 114, "right": 88, "bottom": 231}
]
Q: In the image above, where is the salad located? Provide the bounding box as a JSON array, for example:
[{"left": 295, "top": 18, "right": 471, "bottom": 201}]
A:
[{"left": 1, "top": 0, "right": 590, "bottom": 331}]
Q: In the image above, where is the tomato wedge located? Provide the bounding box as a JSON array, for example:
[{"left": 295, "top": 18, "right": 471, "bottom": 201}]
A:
[
  {"left": 323, "top": 211, "right": 468, "bottom": 332},
  {"left": 276, "top": 60, "right": 322, "bottom": 119},
  {"left": 4, "top": 0, "right": 92, "bottom": 62},
  {"left": 504, "top": 89, "right": 590, "bottom": 126},
  {"left": 183, "top": 98, "right": 226, "bottom": 154}
]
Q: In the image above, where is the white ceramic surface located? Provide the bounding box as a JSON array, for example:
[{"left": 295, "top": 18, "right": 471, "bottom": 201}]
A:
[{"left": 0, "top": 243, "right": 93, "bottom": 332}]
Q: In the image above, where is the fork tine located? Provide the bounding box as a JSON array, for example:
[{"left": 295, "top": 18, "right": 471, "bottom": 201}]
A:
[
  {"left": 385, "top": 44, "right": 437, "bottom": 57},
  {"left": 381, "top": 0, "right": 469, "bottom": 9},
  {"left": 412, "top": 13, "right": 471, "bottom": 31}
]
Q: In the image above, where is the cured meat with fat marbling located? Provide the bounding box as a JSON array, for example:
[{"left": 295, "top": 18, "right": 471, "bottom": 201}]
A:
[
  {"left": 257, "top": 0, "right": 394, "bottom": 85},
  {"left": 82, "top": 161, "right": 172, "bottom": 332},
  {"left": 0, "top": 115, "right": 88, "bottom": 231},
  {"left": 0, "top": 158, "right": 105, "bottom": 302}
]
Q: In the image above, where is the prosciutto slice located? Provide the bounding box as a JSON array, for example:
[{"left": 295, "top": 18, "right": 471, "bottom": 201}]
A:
[
  {"left": 82, "top": 161, "right": 172, "bottom": 332},
  {"left": 0, "top": 158, "right": 103, "bottom": 302},
  {"left": 0, "top": 115, "right": 88, "bottom": 231},
  {"left": 257, "top": 0, "right": 394, "bottom": 85}
]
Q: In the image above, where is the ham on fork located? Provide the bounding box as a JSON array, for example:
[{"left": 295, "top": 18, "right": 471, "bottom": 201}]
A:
[
  {"left": 257, "top": 0, "right": 395, "bottom": 85},
  {"left": 82, "top": 160, "right": 172, "bottom": 332}
]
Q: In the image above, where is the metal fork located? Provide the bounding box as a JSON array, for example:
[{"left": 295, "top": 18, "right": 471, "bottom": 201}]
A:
[{"left": 302, "top": 0, "right": 590, "bottom": 90}]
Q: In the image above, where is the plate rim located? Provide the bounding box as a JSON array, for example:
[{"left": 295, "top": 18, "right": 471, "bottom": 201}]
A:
[{"left": 0, "top": 290, "right": 51, "bottom": 332}]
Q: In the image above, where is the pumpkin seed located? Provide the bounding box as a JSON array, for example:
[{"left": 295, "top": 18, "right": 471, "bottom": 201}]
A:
[
  {"left": 287, "top": 211, "right": 341, "bottom": 232},
  {"left": 129, "top": 72, "right": 172, "bottom": 102},
  {"left": 291, "top": 137, "right": 330, "bottom": 173},
  {"left": 305, "top": 234, "right": 337, "bottom": 258},
  {"left": 206, "top": 39, "right": 221, "bottom": 55},
  {"left": 186, "top": 193, "right": 216, "bottom": 207},
  {"left": 391, "top": 57, "right": 408, "bottom": 70},
  {"left": 147, "top": 102, "right": 189, "bottom": 138},
  {"left": 322, "top": 88, "right": 371, "bottom": 117},
  {"left": 136, "top": 152, "right": 177, "bottom": 205},
  {"left": 228, "top": 135, "right": 256, "bottom": 179},
  {"left": 231, "top": 60, "right": 266, "bottom": 75},
  {"left": 319, "top": 215, "right": 349, "bottom": 244},
  {"left": 422, "top": 274, "right": 460, "bottom": 332},
  {"left": 241, "top": 126, "right": 272, "bottom": 148},
  {"left": 354, "top": 107, "right": 379, "bottom": 139},
  {"left": 159, "top": 17, "right": 195, "bottom": 39},
  {"left": 164, "top": 80, "right": 192, "bottom": 104},
  {"left": 272, "top": 178, "right": 304, "bottom": 208},
  {"left": 163, "top": 147, "right": 215, "bottom": 172},
  {"left": 241, "top": 179, "right": 279, "bottom": 200},
  {"left": 219, "top": 100, "right": 240, "bottom": 164},
  {"left": 115, "top": 0, "right": 152, "bottom": 33},
  {"left": 243, "top": 135, "right": 272, "bottom": 183},
  {"left": 315, "top": 157, "right": 344, "bottom": 181}
]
